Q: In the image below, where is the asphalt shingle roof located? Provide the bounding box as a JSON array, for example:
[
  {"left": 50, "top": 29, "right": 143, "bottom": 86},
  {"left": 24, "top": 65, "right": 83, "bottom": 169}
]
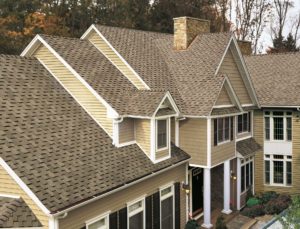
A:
[
  {"left": 0, "top": 55, "right": 190, "bottom": 213},
  {"left": 237, "top": 138, "right": 261, "bottom": 158},
  {"left": 0, "top": 197, "right": 42, "bottom": 228},
  {"left": 245, "top": 52, "right": 300, "bottom": 107}
]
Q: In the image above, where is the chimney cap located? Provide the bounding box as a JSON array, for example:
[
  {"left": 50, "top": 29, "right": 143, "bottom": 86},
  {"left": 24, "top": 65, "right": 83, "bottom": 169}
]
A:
[{"left": 173, "top": 16, "right": 210, "bottom": 23}]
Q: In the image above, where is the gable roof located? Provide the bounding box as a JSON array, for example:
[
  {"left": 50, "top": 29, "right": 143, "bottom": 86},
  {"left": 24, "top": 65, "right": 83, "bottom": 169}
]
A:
[
  {"left": 245, "top": 52, "right": 300, "bottom": 107},
  {"left": 0, "top": 197, "right": 42, "bottom": 228},
  {"left": 0, "top": 55, "right": 190, "bottom": 214}
]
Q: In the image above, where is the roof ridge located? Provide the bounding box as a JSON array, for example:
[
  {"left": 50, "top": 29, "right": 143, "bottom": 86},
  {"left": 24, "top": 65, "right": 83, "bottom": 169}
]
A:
[{"left": 247, "top": 51, "right": 300, "bottom": 58}]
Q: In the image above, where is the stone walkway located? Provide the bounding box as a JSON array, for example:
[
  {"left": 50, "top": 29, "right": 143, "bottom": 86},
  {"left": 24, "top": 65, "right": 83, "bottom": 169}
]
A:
[{"left": 226, "top": 215, "right": 256, "bottom": 229}]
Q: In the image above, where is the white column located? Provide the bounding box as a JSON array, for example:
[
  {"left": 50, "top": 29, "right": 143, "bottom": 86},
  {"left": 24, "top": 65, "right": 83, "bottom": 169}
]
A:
[
  {"left": 202, "top": 168, "right": 213, "bottom": 228},
  {"left": 236, "top": 158, "right": 241, "bottom": 210},
  {"left": 222, "top": 160, "right": 232, "bottom": 214}
]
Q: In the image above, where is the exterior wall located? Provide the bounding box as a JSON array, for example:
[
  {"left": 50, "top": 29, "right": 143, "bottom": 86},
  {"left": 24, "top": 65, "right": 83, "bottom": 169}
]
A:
[
  {"left": 58, "top": 163, "right": 187, "bottom": 229},
  {"left": 219, "top": 49, "right": 252, "bottom": 105},
  {"left": 135, "top": 119, "right": 151, "bottom": 157},
  {"left": 119, "top": 118, "right": 135, "bottom": 144},
  {"left": 155, "top": 149, "right": 169, "bottom": 160},
  {"left": 34, "top": 45, "right": 113, "bottom": 137},
  {"left": 179, "top": 118, "right": 207, "bottom": 166},
  {"left": 88, "top": 31, "right": 147, "bottom": 90},
  {"left": 211, "top": 120, "right": 235, "bottom": 167},
  {"left": 215, "top": 86, "right": 232, "bottom": 106},
  {"left": 0, "top": 166, "right": 49, "bottom": 228},
  {"left": 211, "top": 164, "right": 224, "bottom": 209}
]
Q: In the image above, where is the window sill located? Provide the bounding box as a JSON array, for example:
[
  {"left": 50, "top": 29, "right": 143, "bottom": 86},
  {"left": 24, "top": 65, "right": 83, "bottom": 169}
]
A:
[
  {"left": 156, "top": 146, "right": 168, "bottom": 152},
  {"left": 264, "top": 184, "right": 292, "bottom": 188},
  {"left": 217, "top": 140, "right": 231, "bottom": 146}
]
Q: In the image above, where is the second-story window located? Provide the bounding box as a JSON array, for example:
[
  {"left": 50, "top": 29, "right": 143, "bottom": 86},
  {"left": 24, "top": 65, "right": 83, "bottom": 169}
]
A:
[
  {"left": 264, "top": 111, "right": 292, "bottom": 141},
  {"left": 214, "top": 117, "right": 234, "bottom": 145},
  {"left": 157, "top": 119, "right": 168, "bottom": 150},
  {"left": 237, "top": 112, "right": 251, "bottom": 134}
]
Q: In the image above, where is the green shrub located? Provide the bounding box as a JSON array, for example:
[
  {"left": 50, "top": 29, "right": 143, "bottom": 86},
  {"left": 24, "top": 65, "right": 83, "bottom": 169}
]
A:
[
  {"left": 246, "top": 197, "right": 261, "bottom": 207},
  {"left": 241, "top": 205, "right": 265, "bottom": 218},
  {"left": 185, "top": 219, "right": 200, "bottom": 229},
  {"left": 216, "top": 215, "right": 227, "bottom": 229},
  {"left": 264, "top": 194, "right": 291, "bottom": 215},
  {"left": 260, "top": 191, "right": 278, "bottom": 204}
]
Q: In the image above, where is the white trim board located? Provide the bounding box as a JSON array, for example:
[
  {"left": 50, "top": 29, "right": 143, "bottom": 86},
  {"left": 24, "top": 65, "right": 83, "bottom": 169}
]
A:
[{"left": 0, "top": 157, "right": 50, "bottom": 216}]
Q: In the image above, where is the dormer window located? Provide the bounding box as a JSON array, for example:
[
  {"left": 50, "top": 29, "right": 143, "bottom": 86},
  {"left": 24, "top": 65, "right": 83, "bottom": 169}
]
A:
[{"left": 157, "top": 119, "right": 168, "bottom": 150}]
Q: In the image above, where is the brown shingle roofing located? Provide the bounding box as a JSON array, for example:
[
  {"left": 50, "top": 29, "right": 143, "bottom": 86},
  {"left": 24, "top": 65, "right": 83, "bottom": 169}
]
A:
[
  {"left": 237, "top": 138, "right": 261, "bottom": 158},
  {"left": 245, "top": 52, "right": 300, "bottom": 107},
  {"left": 0, "top": 55, "right": 190, "bottom": 213},
  {"left": 96, "top": 25, "right": 233, "bottom": 116},
  {"left": 0, "top": 197, "right": 42, "bottom": 228}
]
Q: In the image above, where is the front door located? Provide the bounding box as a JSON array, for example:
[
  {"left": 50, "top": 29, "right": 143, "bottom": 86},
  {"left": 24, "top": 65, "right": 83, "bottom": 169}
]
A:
[{"left": 191, "top": 168, "right": 203, "bottom": 216}]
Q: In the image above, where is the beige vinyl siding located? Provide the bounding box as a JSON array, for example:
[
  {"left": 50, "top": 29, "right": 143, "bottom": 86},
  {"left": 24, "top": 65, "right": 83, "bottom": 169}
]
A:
[
  {"left": 135, "top": 119, "right": 151, "bottom": 157},
  {"left": 58, "top": 163, "right": 187, "bottom": 229},
  {"left": 219, "top": 49, "right": 252, "bottom": 105},
  {"left": 0, "top": 166, "right": 49, "bottom": 228},
  {"left": 119, "top": 118, "right": 135, "bottom": 144},
  {"left": 211, "top": 119, "right": 235, "bottom": 166},
  {"left": 155, "top": 149, "right": 169, "bottom": 160},
  {"left": 215, "top": 86, "right": 232, "bottom": 106},
  {"left": 179, "top": 118, "right": 207, "bottom": 166},
  {"left": 34, "top": 45, "right": 113, "bottom": 136},
  {"left": 88, "top": 31, "right": 147, "bottom": 90}
]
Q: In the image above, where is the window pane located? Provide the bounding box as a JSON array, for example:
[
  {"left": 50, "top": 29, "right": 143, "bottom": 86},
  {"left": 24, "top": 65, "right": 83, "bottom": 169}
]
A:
[
  {"left": 218, "top": 118, "right": 224, "bottom": 142},
  {"left": 224, "top": 118, "right": 230, "bottom": 140},
  {"left": 161, "top": 197, "right": 173, "bottom": 229},
  {"left": 273, "top": 161, "right": 284, "bottom": 184},
  {"left": 241, "top": 165, "right": 245, "bottom": 192},
  {"left": 129, "top": 212, "right": 143, "bottom": 229},
  {"left": 287, "top": 161, "right": 292, "bottom": 185},
  {"left": 287, "top": 117, "right": 292, "bottom": 141},
  {"left": 246, "top": 163, "right": 250, "bottom": 188},
  {"left": 273, "top": 117, "right": 284, "bottom": 140},
  {"left": 243, "top": 113, "right": 248, "bottom": 132},
  {"left": 250, "top": 161, "right": 253, "bottom": 185},
  {"left": 265, "top": 161, "right": 270, "bottom": 184},
  {"left": 88, "top": 219, "right": 106, "bottom": 229},
  {"left": 129, "top": 201, "right": 142, "bottom": 213},
  {"left": 265, "top": 117, "right": 270, "bottom": 140},
  {"left": 238, "top": 115, "right": 243, "bottom": 133},
  {"left": 157, "top": 120, "right": 167, "bottom": 149},
  {"left": 161, "top": 187, "right": 172, "bottom": 197},
  {"left": 273, "top": 111, "right": 284, "bottom": 116}
]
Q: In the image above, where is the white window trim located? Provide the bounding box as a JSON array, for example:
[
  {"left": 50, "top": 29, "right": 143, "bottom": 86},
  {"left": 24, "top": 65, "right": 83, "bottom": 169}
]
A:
[
  {"left": 86, "top": 211, "right": 110, "bottom": 229},
  {"left": 216, "top": 117, "right": 232, "bottom": 145},
  {"left": 127, "top": 196, "right": 146, "bottom": 229},
  {"left": 240, "top": 157, "right": 254, "bottom": 194},
  {"left": 264, "top": 111, "right": 292, "bottom": 142},
  {"left": 160, "top": 183, "right": 175, "bottom": 229},
  {"left": 155, "top": 118, "right": 169, "bottom": 152},
  {"left": 264, "top": 154, "right": 292, "bottom": 187},
  {"left": 237, "top": 111, "right": 252, "bottom": 135}
]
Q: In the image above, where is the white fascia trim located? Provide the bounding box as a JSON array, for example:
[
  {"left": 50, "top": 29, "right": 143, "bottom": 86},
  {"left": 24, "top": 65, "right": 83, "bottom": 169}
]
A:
[
  {"left": 21, "top": 35, "right": 119, "bottom": 119},
  {"left": 208, "top": 112, "right": 244, "bottom": 118},
  {"left": 20, "top": 35, "right": 41, "bottom": 57},
  {"left": 242, "top": 104, "right": 255, "bottom": 107},
  {"left": 52, "top": 158, "right": 189, "bottom": 217},
  {"left": 189, "top": 163, "right": 209, "bottom": 169},
  {"left": 213, "top": 105, "right": 235, "bottom": 109},
  {"left": 84, "top": 25, "right": 150, "bottom": 90},
  {"left": 0, "top": 157, "right": 51, "bottom": 216},
  {"left": 215, "top": 36, "right": 233, "bottom": 75},
  {"left": 152, "top": 91, "right": 180, "bottom": 118},
  {"left": 38, "top": 59, "right": 111, "bottom": 137},
  {"left": 0, "top": 193, "right": 20, "bottom": 198}
]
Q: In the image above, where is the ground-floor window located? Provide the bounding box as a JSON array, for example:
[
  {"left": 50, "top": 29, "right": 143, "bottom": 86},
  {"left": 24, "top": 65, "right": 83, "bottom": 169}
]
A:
[
  {"left": 128, "top": 198, "right": 145, "bottom": 229},
  {"left": 160, "top": 185, "right": 174, "bottom": 229},
  {"left": 241, "top": 157, "right": 253, "bottom": 193},
  {"left": 264, "top": 154, "right": 292, "bottom": 186}
]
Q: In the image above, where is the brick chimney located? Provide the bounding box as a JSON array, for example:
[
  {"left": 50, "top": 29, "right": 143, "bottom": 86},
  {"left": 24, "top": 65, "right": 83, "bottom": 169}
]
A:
[
  {"left": 237, "top": 40, "right": 252, "bottom": 55},
  {"left": 173, "top": 16, "right": 210, "bottom": 50}
]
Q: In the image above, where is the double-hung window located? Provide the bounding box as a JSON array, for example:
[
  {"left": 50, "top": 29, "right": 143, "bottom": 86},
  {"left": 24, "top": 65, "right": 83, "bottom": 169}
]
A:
[
  {"left": 237, "top": 112, "right": 251, "bottom": 134},
  {"left": 160, "top": 185, "right": 174, "bottom": 229},
  {"left": 157, "top": 119, "right": 168, "bottom": 150},
  {"left": 214, "top": 117, "right": 233, "bottom": 145},
  {"left": 241, "top": 157, "right": 254, "bottom": 192},
  {"left": 264, "top": 154, "right": 292, "bottom": 186},
  {"left": 128, "top": 199, "right": 145, "bottom": 229},
  {"left": 86, "top": 214, "right": 109, "bottom": 229},
  {"left": 264, "top": 111, "right": 292, "bottom": 141}
]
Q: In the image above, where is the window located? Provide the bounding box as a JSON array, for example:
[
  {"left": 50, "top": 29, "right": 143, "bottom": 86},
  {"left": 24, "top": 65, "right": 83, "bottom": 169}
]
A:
[
  {"left": 215, "top": 117, "right": 233, "bottom": 144},
  {"left": 264, "top": 111, "right": 292, "bottom": 141},
  {"left": 128, "top": 199, "right": 145, "bottom": 229},
  {"left": 264, "top": 154, "right": 292, "bottom": 186},
  {"left": 241, "top": 157, "right": 253, "bottom": 192},
  {"left": 157, "top": 119, "right": 168, "bottom": 150},
  {"left": 160, "top": 185, "right": 174, "bottom": 229},
  {"left": 86, "top": 214, "right": 109, "bottom": 229},
  {"left": 237, "top": 112, "right": 251, "bottom": 134}
]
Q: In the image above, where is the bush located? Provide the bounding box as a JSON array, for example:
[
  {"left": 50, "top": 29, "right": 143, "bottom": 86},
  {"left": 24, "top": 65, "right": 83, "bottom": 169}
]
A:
[
  {"left": 185, "top": 219, "right": 200, "bottom": 229},
  {"left": 264, "top": 194, "right": 291, "bottom": 215},
  {"left": 241, "top": 205, "right": 265, "bottom": 218},
  {"left": 259, "top": 191, "right": 279, "bottom": 204},
  {"left": 216, "top": 215, "right": 227, "bottom": 229},
  {"left": 246, "top": 197, "right": 261, "bottom": 207}
]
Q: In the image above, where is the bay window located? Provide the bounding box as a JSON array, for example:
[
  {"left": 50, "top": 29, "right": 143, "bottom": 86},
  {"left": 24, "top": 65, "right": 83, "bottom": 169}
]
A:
[
  {"left": 214, "top": 117, "right": 234, "bottom": 145},
  {"left": 160, "top": 185, "right": 174, "bottom": 229},
  {"left": 241, "top": 157, "right": 254, "bottom": 192},
  {"left": 264, "top": 154, "right": 292, "bottom": 186},
  {"left": 264, "top": 111, "right": 292, "bottom": 141},
  {"left": 237, "top": 112, "right": 251, "bottom": 134},
  {"left": 128, "top": 199, "right": 145, "bottom": 229}
]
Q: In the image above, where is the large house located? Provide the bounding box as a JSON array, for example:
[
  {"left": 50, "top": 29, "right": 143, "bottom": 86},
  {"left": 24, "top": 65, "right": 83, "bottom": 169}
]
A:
[{"left": 0, "top": 16, "right": 299, "bottom": 229}]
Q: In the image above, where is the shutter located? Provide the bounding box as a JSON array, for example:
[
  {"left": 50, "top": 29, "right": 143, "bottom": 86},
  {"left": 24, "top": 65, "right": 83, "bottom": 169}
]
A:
[
  {"left": 248, "top": 112, "right": 251, "bottom": 132},
  {"left": 118, "top": 207, "right": 127, "bottom": 229},
  {"left": 230, "top": 117, "right": 234, "bottom": 141},
  {"left": 153, "top": 192, "right": 160, "bottom": 229},
  {"left": 146, "top": 195, "right": 153, "bottom": 229},
  {"left": 109, "top": 211, "right": 118, "bottom": 229},
  {"left": 214, "top": 119, "right": 218, "bottom": 146},
  {"left": 174, "top": 182, "right": 181, "bottom": 229}
]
